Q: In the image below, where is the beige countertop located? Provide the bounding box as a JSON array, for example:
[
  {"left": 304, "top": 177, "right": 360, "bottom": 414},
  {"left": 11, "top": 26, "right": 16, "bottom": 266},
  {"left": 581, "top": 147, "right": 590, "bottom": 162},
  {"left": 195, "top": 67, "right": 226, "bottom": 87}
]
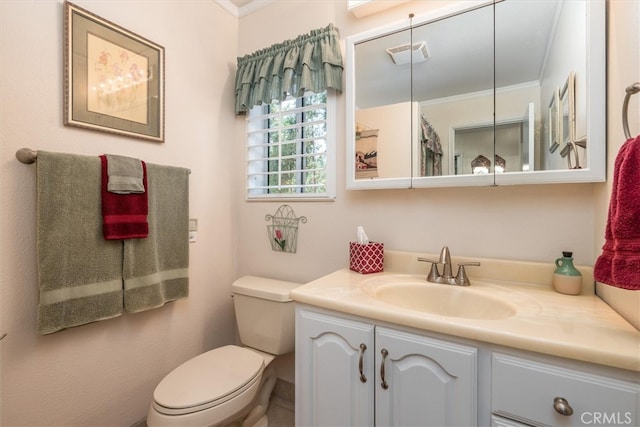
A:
[{"left": 290, "top": 251, "right": 640, "bottom": 372}]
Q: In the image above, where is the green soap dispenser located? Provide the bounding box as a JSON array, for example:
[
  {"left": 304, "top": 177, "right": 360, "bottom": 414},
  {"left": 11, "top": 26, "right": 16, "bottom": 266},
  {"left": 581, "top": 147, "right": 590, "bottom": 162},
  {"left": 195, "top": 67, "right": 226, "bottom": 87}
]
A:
[{"left": 553, "top": 251, "right": 583, "bottom": 295}]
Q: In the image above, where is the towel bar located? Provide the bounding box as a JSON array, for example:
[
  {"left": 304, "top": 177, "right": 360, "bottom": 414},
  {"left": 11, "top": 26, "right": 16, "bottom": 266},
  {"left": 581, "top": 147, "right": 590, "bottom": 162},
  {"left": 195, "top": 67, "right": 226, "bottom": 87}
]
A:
[
  {"left": 15, "top": 148, "right": 191, "bottom": 173},
  {"left": 16, "top": 148, "right": 37, "bottom": 164},
  {"left": 623, "top": 82, "right": 640, "bottom": 139}
]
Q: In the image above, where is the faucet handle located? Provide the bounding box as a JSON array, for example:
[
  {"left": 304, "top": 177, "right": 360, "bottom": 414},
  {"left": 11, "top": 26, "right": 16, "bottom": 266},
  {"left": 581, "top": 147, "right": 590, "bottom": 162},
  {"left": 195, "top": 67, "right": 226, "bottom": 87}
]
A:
[
  {"left": 455, "top": 262, "right": 480, "bottom": 286},
  {"left": 418, "top": 257, "right": 440, "bottom": 282}
]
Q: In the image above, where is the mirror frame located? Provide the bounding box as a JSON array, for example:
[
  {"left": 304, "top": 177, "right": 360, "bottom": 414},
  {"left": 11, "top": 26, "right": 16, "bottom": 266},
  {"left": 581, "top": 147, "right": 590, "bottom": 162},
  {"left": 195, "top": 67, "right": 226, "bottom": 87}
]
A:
[{"left": 346, "top": 0, "right": 606, "bottom": 190}]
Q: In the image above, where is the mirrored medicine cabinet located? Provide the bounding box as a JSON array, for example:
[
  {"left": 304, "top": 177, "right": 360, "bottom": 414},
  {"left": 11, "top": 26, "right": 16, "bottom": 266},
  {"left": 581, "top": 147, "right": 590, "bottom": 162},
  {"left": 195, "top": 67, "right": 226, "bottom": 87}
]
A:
[{"left": 346, "top": 0, "right": 606, "bottom": 190}]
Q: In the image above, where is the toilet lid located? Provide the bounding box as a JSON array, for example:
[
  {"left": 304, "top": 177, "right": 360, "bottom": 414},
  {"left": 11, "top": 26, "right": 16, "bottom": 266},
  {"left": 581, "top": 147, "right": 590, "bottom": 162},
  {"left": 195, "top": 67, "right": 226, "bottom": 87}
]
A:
[{"left": 153, "top": 345, "right": 264, "bottom": 413}]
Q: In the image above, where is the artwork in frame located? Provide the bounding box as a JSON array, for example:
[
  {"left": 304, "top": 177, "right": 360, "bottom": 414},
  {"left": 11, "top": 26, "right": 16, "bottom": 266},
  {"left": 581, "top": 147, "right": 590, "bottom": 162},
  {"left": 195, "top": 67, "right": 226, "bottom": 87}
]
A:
[
  {"left": 559, "top": 71, "right": 576, "bottom": 157},
  {"left": 548, "top": 87, "right": 560, "bottom": 153},
  {"left": 64, "top": 1, "right": 165, "bottom": 142}
]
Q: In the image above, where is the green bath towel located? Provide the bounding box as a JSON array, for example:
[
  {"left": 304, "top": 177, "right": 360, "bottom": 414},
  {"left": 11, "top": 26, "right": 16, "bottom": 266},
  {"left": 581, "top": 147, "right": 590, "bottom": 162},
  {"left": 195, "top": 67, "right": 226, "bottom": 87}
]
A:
[
  {"left": 123, "top": 163, "right": 189, "bottom": 312},
  {"left": 37, "top": 151, "right": 124, "bottom": 334},
  {"left": 105, "top": 154, "right": 145, "bottom": 194}
]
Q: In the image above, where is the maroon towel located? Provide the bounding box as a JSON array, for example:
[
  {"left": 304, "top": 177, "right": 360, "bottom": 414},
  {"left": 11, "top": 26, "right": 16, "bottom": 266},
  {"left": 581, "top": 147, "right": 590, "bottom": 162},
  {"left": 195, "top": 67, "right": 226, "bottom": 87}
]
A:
[
  {"left": 594, "top": 136, "right": 640, "bottom": 290},
  {"left": 100, "top": 155, "right": 149, "bottom": 240}
]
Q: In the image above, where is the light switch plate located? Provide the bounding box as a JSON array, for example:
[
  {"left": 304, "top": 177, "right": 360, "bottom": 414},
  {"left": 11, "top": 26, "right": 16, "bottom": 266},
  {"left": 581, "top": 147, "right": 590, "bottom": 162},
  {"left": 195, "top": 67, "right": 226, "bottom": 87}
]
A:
[{"left": 189, "top": 218, "right": 198, "bottom": 243}]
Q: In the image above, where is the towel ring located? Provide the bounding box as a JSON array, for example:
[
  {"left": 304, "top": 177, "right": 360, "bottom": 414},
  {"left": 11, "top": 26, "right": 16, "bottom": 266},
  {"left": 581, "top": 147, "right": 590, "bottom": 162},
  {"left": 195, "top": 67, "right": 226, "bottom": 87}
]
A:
[{"left": 622, "top": 82, "right": 640, "bottom": 139}]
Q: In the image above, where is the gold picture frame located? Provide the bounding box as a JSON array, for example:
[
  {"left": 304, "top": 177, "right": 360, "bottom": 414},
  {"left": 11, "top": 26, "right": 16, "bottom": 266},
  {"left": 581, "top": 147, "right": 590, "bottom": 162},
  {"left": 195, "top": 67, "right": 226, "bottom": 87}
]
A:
[{"left": 64, "top": 1, "right": 165, "bottom": 142}]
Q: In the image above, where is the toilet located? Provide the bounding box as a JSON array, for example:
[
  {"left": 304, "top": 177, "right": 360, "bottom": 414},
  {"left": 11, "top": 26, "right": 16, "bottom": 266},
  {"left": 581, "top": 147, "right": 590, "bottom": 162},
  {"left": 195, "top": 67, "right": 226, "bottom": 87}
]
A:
[{"left": 146, "top": 276, "right": 300, "bottom": 427}]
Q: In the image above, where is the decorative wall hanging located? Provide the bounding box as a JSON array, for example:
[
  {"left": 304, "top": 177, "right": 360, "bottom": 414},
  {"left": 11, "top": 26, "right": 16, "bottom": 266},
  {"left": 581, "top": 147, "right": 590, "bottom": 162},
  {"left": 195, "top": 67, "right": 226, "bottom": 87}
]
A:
[
  {"left": 559, "top": 71, "right": 577, "bottom": 159},
  {"left": 548, "top": 87, "right": 560, "bottom": 153},
  {"left": 64, "top": 2, "right": 165, "bottom": 142},
  {"left": 265, "top": 205, "right": 307, "bottom": 253}
]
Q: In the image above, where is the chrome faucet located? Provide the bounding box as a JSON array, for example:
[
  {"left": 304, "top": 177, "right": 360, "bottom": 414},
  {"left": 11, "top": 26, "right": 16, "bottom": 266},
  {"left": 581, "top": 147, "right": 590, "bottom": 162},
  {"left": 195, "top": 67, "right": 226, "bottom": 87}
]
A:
[{"left": 418, "top": 246, "right": 480, "bottom": 286}]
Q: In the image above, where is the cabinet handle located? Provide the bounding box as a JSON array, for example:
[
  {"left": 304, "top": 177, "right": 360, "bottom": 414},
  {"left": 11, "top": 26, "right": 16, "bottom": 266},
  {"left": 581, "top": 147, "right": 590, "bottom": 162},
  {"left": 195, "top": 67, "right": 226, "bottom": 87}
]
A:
[
  {"left": 358, "top": 343, "right": 367, "bottom": 383},
  {"left": 553, "top": 397, "right": 574, "bottom": 416},
  {"left": 380, "top": 348, "right": 389, "bottom": 390}
]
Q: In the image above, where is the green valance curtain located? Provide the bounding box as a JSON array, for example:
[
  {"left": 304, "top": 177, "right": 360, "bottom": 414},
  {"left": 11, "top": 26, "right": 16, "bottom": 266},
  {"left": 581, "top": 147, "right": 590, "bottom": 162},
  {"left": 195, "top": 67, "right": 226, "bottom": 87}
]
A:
[{"left": 235, "top": 23, "right": 343, "bottom": 115}]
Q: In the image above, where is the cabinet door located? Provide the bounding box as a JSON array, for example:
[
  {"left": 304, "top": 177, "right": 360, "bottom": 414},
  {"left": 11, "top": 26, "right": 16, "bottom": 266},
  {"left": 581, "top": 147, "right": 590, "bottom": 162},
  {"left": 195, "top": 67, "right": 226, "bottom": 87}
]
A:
[
  {"left": 375, "top": 327, "right": 478, "bottom": 426},
  {"left": 295, "top": 308, "right": 375, "bottom": 426}
]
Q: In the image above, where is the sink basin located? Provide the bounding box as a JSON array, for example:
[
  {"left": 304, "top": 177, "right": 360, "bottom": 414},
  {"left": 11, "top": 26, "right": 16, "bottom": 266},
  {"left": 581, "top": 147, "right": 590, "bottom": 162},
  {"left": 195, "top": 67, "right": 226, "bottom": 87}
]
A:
[{"left": 363, "top": 278, "right": 517, "bottom": 320}]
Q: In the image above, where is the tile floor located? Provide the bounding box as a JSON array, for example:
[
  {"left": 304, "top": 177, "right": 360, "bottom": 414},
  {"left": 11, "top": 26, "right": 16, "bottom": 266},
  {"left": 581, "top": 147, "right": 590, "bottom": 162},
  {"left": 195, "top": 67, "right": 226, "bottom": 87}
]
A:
[{"left": 266, "top": 379, "right": 295, "bottom": 426}]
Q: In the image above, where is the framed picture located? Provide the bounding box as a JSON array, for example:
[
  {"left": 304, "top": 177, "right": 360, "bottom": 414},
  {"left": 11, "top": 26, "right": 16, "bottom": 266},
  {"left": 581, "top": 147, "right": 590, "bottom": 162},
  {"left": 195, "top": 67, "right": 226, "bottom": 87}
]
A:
[
  {"left": 548, "top": 88, "right": 560, "bottom": 153},
  {"left": 559, "top": 71, "right": 576, "bottom": 156},
  {"left": 64, "top": 1, "right": 165, "bottom": 142}
]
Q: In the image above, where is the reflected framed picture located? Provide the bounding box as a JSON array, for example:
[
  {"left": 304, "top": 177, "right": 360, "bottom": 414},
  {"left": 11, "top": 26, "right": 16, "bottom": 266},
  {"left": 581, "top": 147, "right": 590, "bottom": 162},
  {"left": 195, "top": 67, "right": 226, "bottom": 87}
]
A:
[
  {"left": 548, "top": 88, "right": 560, "bottom": 153},
  {"left": 64, "top": 1, "right": 165, "bottom": 142},
  {"left": 559, "top": 71, "right": 576, "bottom": 153},
  {"left": 355, "top": 126, "right": 379, "bottom": 179}
]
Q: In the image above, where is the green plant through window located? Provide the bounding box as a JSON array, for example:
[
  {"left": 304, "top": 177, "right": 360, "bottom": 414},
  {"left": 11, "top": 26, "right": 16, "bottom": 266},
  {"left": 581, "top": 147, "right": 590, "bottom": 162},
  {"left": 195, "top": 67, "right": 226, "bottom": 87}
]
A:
[{"left": 247, "top": 91, "right": 331, "bottom": 199}]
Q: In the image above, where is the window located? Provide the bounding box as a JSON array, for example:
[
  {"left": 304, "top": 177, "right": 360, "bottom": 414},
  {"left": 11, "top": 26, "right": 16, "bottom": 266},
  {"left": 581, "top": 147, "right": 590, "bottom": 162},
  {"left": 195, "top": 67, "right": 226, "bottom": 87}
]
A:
[{"left": 246, "top": 91, "right": 335, "bottom": 200}]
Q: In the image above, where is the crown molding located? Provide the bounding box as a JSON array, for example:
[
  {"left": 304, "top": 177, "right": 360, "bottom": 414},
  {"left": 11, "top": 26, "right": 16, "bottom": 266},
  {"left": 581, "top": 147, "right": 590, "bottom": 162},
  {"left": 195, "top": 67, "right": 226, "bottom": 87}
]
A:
[{"left": 215, "top": 0, "right": 276, "bottom": 18}]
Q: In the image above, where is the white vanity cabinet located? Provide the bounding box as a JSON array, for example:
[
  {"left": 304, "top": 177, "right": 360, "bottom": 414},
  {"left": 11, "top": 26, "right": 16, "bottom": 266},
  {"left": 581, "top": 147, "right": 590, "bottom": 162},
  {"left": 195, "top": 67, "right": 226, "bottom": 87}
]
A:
[
  {"left": 295, "top": 307, "right": 375, "bottom": 426},
  {"left": 491, "top": 353, "right": 640, "bottom": 427},
  {"left": 295, "top": 307, "right": 478, "bottom": 426},
  {"left": 291, "top": 260, "right": 640, "bottom": 426},
  {"left": 375, "top": 326, "right": 477, "bottom": 426}
]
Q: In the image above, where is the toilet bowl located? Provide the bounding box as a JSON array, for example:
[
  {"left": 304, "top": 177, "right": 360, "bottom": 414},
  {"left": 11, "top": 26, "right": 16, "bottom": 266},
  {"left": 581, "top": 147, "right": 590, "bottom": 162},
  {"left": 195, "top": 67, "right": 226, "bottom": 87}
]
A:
[{"left": 146, "top": 276, "right": 300, "bottom": 427}]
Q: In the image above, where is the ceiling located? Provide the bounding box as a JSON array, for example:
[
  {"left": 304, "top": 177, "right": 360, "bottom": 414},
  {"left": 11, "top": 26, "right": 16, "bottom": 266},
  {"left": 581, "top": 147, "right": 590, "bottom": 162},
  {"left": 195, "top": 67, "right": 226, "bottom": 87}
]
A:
[
  {"left": 355, "top": 1, "right": 561, "bottom": 108},
  {"left": 228, "top": 0, "right": 253, "bottom": 7},
  {"left": 222, "top": 0, "right": 271, "bottom": 17}
]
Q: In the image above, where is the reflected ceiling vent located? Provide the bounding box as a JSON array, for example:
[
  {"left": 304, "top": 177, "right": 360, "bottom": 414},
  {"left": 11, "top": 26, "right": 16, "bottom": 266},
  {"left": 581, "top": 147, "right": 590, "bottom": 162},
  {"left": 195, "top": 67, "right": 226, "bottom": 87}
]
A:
[{"left": 385, "top": 41, "right": 430, "bottom": 65}]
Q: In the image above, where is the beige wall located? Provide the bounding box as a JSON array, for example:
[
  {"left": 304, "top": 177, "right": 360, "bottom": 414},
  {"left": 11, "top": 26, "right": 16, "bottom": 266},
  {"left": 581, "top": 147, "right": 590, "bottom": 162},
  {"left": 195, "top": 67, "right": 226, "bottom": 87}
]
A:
[
  {"left": 356, "top": 102, "right": 414, "bottom": 178},
  {"left": 0, "top": 1, "right": 238, "bottom": 425},
  {"left": 235, "top": 0, "right": 601, "bottom": 286},
  {"left": 234, "top": 0, "right": 639, "bottom": 324}
]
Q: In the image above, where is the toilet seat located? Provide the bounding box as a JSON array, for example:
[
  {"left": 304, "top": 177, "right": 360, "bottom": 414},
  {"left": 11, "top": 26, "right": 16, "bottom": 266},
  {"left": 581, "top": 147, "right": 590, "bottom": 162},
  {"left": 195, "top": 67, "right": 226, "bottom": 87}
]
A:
[{"left": 152, "top": 345, "right": 264, "bottom": 416}]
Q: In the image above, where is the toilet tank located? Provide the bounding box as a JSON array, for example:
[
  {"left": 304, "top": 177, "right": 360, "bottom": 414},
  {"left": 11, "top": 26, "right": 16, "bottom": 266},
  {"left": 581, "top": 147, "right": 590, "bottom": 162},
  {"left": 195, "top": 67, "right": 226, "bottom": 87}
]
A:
[{"left": 232, "top": 276, "right": 301, "bottom": 355}]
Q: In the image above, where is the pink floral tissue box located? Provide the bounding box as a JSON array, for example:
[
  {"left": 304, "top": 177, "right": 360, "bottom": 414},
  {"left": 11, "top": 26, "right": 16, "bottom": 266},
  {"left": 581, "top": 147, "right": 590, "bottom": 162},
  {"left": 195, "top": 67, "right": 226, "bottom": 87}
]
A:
[{"left": 349, "top": 242, "right": 384, "bottom": 274}]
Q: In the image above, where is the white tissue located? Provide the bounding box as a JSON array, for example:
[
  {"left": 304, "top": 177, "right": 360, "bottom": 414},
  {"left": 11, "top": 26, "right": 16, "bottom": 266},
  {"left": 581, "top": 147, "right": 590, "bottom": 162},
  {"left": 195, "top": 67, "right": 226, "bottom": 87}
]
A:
[{"left": 357, "top": 226, "right": 369, "bottom": 244}]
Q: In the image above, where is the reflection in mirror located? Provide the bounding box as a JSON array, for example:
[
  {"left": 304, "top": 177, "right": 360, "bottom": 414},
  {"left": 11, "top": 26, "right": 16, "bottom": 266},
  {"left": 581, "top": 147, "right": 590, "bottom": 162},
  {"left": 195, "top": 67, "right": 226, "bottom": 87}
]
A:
[
  {"left": 560, "top": 73, "right": 576, "bottom": 148},
  {"left": 355, "top": 101, "right": 414, "bottom": 179},
  {"left": 354, "top": 27, "right": 412, "bottom": 183},
  {"left": 456, "top": 124, "right": 522, "bottom": 175},
  {"left": 548, "top": 88, "right": 561, "bottom": 154},
  {"left": 413, "top": 3, "right": 494, "bottom": 180},
  {"left": 493, "top": 0, "right": 605, "bottom": 184},
  {"left": 346, "top": 0, "right": 605, "bottom": 190},
  {"left": 559, "top": 72, "right": 578, "bottom": 165}
]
